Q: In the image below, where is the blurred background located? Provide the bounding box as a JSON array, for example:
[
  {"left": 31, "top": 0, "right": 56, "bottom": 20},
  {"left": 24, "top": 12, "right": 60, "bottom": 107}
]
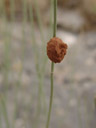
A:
[{"left": 0, "top": 0, "right": 96, "bottom": 128}]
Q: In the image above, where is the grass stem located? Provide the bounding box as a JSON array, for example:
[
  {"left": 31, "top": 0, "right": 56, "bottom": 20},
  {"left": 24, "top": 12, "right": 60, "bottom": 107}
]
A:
[
  {"left": 46, "top": 0, "right": 57, "bottom": 128},
  {"left": 0, "top": 95, "right": 10, "bottom": 128}
]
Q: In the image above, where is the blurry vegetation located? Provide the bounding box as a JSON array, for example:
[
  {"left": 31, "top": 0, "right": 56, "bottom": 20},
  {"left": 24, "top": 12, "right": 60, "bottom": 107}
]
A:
[
  {"left": 0, "top": 0, "right": 96, "bottom": 128},
  {"left": 2, "top": 0, "right": 96, "bottom": 30},
  {"left": 0, "top": 0, "right": 54, "bottom": 127}
]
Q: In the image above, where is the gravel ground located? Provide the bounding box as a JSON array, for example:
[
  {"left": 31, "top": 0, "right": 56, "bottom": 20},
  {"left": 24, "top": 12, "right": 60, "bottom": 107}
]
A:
[{"left": 0, "top": 20, "right": 96, "bottom": 128}]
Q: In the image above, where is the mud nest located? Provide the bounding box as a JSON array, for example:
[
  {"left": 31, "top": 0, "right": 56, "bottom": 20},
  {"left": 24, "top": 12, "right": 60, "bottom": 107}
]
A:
[{"left": 47, "top": 37, "right": 68, "bottom": 63}]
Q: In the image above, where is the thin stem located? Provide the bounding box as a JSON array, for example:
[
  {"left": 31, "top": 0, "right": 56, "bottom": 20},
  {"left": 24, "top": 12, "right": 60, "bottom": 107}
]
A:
[
  {"left": 46, "top": 0, "right": 57, "bottom": 128},
  {"left": 10, "top": 0, "right": 15, "bottom": 21},
  {"left": 2, "top": 0, "right": 11, "bottom": 99},
  {"left": 0, "top": 95, "right": 10, "bottom": 128},
  {"left": 29, "top": 3, "right": 47, "bottom": 126},
  {"left": 53, "top": 0, "right": 57, "bottom": 37},
  {"left": 0, "top": 104, "right": 2, "bottom": 128},
  {"left": 34, "top": 0, "right": 45, "bottom": 44},
  {"left": 46, "top": 62, "right": 54, "bottom": 128},
  {"left": 12, "top": 0, "right": 27, "bottom": 127},
  {"left": 41, "top": 0, "right": 54, "bottom": 75}
]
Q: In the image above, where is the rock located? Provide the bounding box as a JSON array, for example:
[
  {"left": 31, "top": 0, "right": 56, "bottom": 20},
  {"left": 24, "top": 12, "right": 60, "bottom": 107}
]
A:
[
  {"left": 57, "top": 30, "right": 77, "bottom": 45},
  {"left": 83, "top": 0, "right": 96, "bottom": 24},
  {"left": 15, "top": 119, "right": 25, "bottom": 128},
  {"left": 58, "top": 0, "right": 81, "bottom": 8},
  {"left": 57, "top": 9, "right": 86, "bottom": 32},
  {"left": 82, "top": 32, "right": 96, "bottom": 50},
  {"left": 44, "top": 9, "right": 86, "bottom": 32},
  {"left": 69, "top": 99, "right": 77, "bottom": 107},
  {"left": 83, "top": 0, "right": 96, "bottom": 15}
]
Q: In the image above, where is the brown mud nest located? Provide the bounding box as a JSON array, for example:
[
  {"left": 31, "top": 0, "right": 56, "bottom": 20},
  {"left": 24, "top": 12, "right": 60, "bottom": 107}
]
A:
[{"left": 47, "top": 37, "right": 68, "bottom": 63}]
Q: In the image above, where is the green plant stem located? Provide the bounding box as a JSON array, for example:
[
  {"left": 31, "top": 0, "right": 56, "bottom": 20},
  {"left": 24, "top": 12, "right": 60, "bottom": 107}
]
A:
[
  {"left": 29, "top": 6, "right": 46, "bottom": 122},
  {"left": 10, "top": 0, "right": 15, "bottom": 21},
  {"left": 12, "top": 1, "right": 27, "bottom": 127},
  {"left": 41, "top": 0, "right": 54, "bottom": 76},
  {"left": 53, "top": 0, "right": 57, "bottom": 38},
  {"left": 0, "top": 95, "right": 10, "bottom": 128},
  {"left": 46, "top": 62, "right": 54, "bottom": 128},
  {"left": 34, "top": 0, "right": 45, "bottom": 44},
  {"left": 0, "top": 105, "right": 2, "bottom": 128},
  {"left": 2, "top": 0, "right": 11, "bottom": 99},
  {"left": 46, "top": 0, "right": 57, "bottom": 128}
]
